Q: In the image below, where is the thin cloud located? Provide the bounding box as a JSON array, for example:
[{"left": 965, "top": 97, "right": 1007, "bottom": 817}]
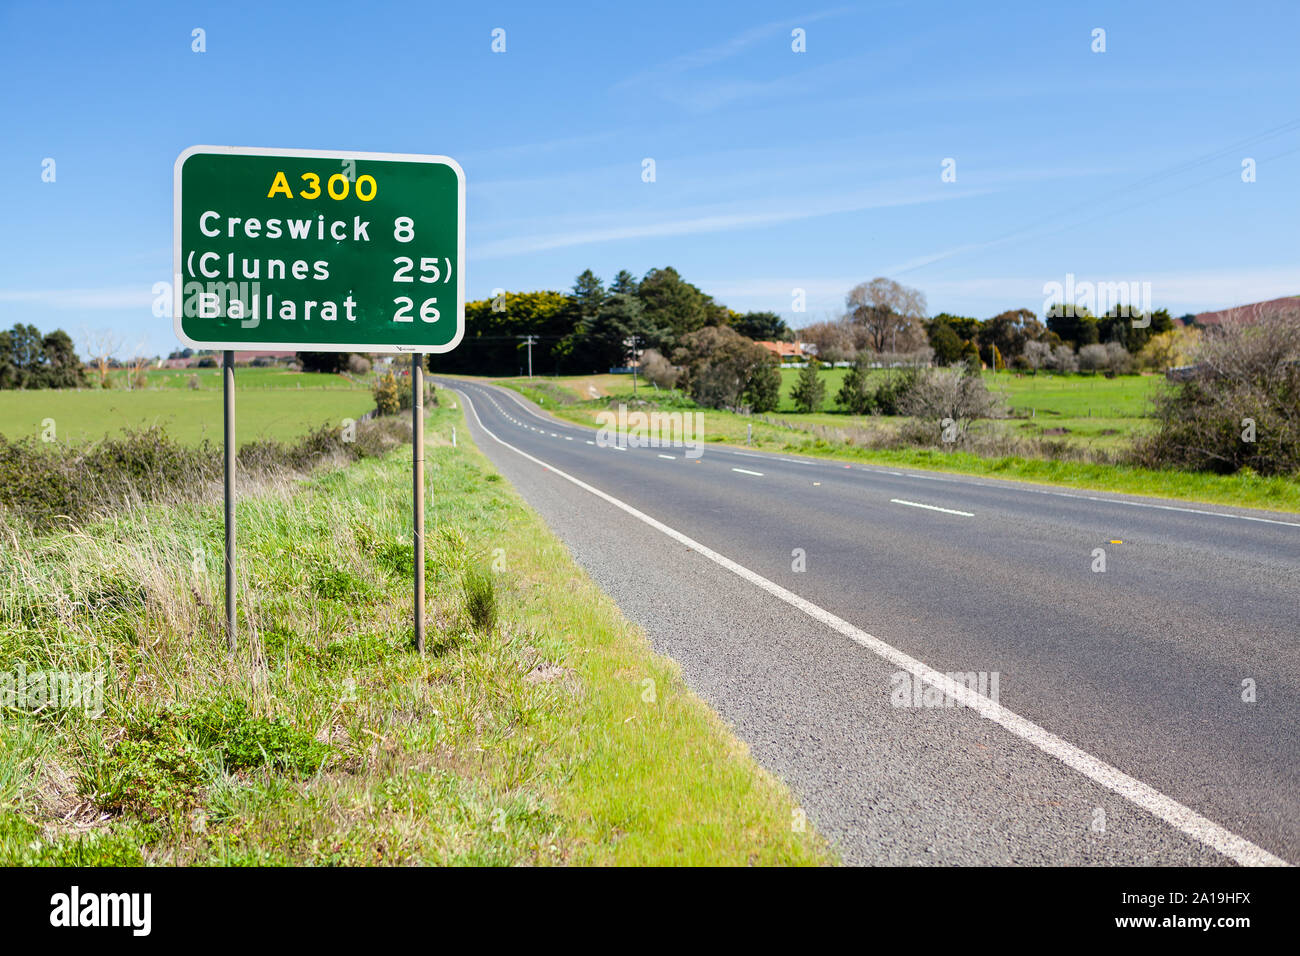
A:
[{"left": 474, "top": 184, "right": 996, "bottom": 259}]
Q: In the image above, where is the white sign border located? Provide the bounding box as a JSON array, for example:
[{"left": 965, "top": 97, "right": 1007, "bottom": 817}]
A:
[{"left": 172, "top": 144, "right": 466, "bottom": 354}]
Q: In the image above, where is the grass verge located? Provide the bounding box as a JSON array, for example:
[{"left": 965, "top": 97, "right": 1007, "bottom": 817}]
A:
[{"left": 0, "top": 402, "right": 829, "bottom": 866}]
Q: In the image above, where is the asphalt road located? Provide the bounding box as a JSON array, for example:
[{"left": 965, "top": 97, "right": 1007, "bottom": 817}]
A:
[{"left": 437, "top": 377, "right": 1298, "bottom": 866}]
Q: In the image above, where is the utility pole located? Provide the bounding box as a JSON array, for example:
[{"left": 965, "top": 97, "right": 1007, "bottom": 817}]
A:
[
  {"left": 518, "top": 335, "right": 537, "bottom": 378},
  {"left": 625, "top": 334, "right": 641, "bottom": 397}
]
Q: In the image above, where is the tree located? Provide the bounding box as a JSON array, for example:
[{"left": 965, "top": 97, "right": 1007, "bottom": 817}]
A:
[
  {"left": 743, "top": 356, "right": 781, "bottom": 412},
  {"left": 580, "top": 292, "right": 655, "bottom": 371},
  {"left": 732, "top": 310, "right": 793, "bottom": 342},
  {"left": 297, "top": 351, "right": 350, "bottom": 374},
  {"left": 835, "top": 354, "right": 876, "bottom": 414},
  {"left": 927, "top": 320, "right": 964, "bottom": 366},
  {"left": 790, "top": 358, "right": 826, "bottom": 413},
  {"left": 608, "top": 269, "right": 638, "bottom": 296},
  {"left": 1046, "top": 305, "right": 1098, "bottom": 349},
  {"left": 571, "top": 269, "right": 605, "bottom": 317},
  {"left": 846, "top": 278, "right": 927, "bottom": 354},
  {"left": 983, "top": 308, "right": 1040, "bottom": 361},
  {"left": 799, "top": 319, "right": 855, "bottom": 363},
  {"left": 638, "top": 266, "right": 727, "bottom": 349},
  {"left": 81, "top": 327, "right": 123, "bottom": 388},
  {"left": 900, "top": 365, "right": 1005, "bottom": 444},
  {"left": 672, "top": 326, "right": 775, "bottom": 411},
  {"left": 961, "top": 340, "right": 981, "bottom": 370},
  {"left": 1022, "top": 339, "right": 1051, "bottom": 373}
]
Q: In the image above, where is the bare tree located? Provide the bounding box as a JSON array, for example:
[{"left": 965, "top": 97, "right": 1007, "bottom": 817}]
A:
[
  {"left": 846, "top": 278, "right": 928, "bottom": 354},
  {"left": 799, "top": 318, "right": 856, "bottom": 363},
  {"left": 80, "top": 326, "right": 123, "bottom": 388},
  {"left": 125, "top": 337, "right": 154, "bottom": 390},
  {"left": 901, "top": 364, "right": 1005, "bottom": 442}
]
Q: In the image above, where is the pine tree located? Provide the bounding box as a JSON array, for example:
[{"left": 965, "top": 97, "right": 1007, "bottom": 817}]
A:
[
  {"left": 835, "top": 355, "right": 875, "bottom": 414},
  {"left": 790, "top": 358, "right": 826, "bottom": 413}
]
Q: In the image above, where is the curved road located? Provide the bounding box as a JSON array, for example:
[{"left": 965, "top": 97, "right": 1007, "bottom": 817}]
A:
[{"left": 437, "top": 377, "right": 1298, "bottom": 866}]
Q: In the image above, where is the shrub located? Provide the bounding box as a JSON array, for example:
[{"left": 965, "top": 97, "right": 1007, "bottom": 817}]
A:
[
  {"left": 1133, "top": 307, "right": 1300, "bottom": 475},
  {"left": 347, "top": 353, "right": 372, "bottom": 375},
  {"left": 672, "top": 326, "right": 777, "bottom": 411},
  {"left": 742, "top": 357, "right": 781, "bottom": 413},
  {"left": 372, "top": 371, "right": 400, "bottom": 416},
  {"left": 640, "top": 348, "right": 680, "bottom": 389},
  {"left": 873, "top": 368, "right": 919, "bottom": 415},
  {"left": 900, "top": 363, "right": 1005, "bottom": 444}
]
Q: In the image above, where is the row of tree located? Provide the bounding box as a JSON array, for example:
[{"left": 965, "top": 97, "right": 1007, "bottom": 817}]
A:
[
  {"left": 0, "top": 324, "right": 84, "bottom": 389},
  {"left": 428, "top": 267, "right": 794, "bottom": 377},
  {"left": 800, "top": 277, "right": 1195, "bottom": 373}
]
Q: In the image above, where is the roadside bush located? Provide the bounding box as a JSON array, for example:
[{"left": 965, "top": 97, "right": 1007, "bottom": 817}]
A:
[
  {"left": 347, "top": 354, "right": 372, "bottom": 375},
  {"left": 1133, "top": 307, "right": 1300, "bottom": 475},
  {"left": 640, "top": 348, "right": 680, "bottom": 389},
  {"left": 899, "top": 363, "right": 1005, "bottom": 444},
  {"left": 672, "top": 326, "right": 777, "bottom": 412},
  {"left": 373, "top": 371, "right": 400, "bottom": 415},
  {"left": 0, "top": 419, "right": 409, "bottom": 532},
  {"left": 873, "top": 368, "right": 919, "bottom": 415}
]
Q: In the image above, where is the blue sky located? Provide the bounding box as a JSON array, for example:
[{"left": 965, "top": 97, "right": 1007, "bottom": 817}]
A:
[{"left": 1, "top": 0, "right": 1297, "bottom": 357}]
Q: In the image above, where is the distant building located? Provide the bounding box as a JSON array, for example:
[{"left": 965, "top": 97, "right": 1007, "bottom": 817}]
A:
[
  {"left": 1193, "top": 295, "right": 1300, "bottom": 329},
  {"left": 755, "top": 341, "right": 809, "bottom": 363}
]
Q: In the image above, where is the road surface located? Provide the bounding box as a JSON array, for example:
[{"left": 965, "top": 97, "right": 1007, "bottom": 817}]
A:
[{"left": 436, "top": 377, "right": 1298, "bottom": 866}]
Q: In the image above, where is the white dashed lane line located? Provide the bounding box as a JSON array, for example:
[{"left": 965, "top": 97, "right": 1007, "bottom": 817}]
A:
[
  {"left": 891, "top": 498, "right": 974, "bottom": 517},
  {"left": 732, "top": 467, "right": 764, "bottom": 477},
  {"left": 658, "top": 454, "right": 676, "bottom": 460}
]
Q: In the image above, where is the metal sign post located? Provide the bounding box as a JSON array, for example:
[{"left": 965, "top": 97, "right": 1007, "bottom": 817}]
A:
[
  {"left": 413, "top": 357, "right": 425, "bottom": 653},
  {"left": 173, "top": 146, "right": 465, "bottom": 652},
  {"left": 223, "top": 349, "right": 236, "bottom": 652}
]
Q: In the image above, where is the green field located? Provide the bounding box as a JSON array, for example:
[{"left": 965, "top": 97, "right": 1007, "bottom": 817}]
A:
[
  {"left": 99, "top": 367, "right": 363, "bottom": 390},
  {"left": 0, "top": 388, "right": 377, "bottom": 445}
]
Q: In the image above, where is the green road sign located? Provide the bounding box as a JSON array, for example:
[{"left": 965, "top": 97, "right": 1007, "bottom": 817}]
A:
[{"left": 173, "top": 146, "right": 464, "bottom": 353}]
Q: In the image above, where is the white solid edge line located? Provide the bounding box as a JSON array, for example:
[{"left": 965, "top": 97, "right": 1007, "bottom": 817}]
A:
[
  {"left": 456, "top": 384, "right": 1289, "bottom": 868},
  {"left": 732, "top": 467, "right": 764, "bottom": 477},
  {"left": 891, "top": 498, "right": 975, "bottom": 517}
]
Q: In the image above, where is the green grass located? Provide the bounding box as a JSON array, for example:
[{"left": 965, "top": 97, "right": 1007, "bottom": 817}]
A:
[
  {"left": 101, "top": 367, "right": 363, "bottom": 390},
  {"left": 0, "top": 401, "right": 829, "bottom": 866},
  {"left": 484, "top": 375, "right": 1300, "bottom": 514},
  {"left": 0, "top": 389, "right": 377, "bottom": 445}
]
